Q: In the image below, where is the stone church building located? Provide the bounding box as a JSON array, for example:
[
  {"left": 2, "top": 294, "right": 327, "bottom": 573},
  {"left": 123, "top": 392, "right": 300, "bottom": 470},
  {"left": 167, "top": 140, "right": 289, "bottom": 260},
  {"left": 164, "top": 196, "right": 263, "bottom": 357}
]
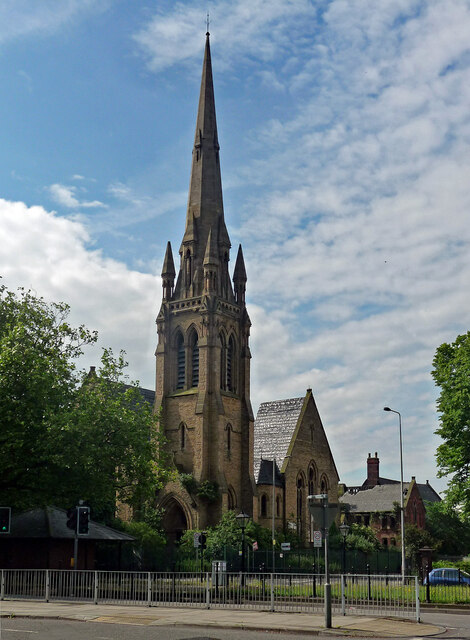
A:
[{"left": 153, "top": 33, "right": 338, "bottom": 545}]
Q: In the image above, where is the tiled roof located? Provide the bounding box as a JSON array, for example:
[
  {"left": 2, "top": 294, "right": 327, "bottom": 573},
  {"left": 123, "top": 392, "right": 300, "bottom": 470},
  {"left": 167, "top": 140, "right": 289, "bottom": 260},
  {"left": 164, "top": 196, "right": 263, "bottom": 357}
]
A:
[
  {"left": 254, "top": 396, "right": 305, "bottom": 482},
  {"left": 416, "top": 482, "right": 441, "bottom": 503},
  {"left": 257, "top": 458, "right": 283, "bottom": 487},
  {"left": 8, "top": 507, "right": 135, "bottom": 541},
  {"left": 340, "top": 484, "right": 407, "bottom": 513}
]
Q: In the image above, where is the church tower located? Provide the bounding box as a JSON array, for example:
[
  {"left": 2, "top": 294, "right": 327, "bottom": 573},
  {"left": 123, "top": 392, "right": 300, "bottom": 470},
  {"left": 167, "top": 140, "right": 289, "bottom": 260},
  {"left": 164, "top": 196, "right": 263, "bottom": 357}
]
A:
[{"left": 155, "top": 33, "right": 255, "bottom": 539}]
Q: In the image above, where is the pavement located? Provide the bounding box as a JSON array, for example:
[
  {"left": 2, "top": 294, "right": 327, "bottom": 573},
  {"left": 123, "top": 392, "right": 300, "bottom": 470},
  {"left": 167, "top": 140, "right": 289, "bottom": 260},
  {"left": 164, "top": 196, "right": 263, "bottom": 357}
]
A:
[{"left": 0, "top": 600, "right": 445, "bottom": 637}]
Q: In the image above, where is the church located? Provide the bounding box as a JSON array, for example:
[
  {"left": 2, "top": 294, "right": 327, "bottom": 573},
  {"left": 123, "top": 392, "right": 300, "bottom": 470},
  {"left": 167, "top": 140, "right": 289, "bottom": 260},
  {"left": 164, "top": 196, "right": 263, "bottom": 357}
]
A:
[{"left": 153, "top": 33, "right": 339, "bottom": 545}]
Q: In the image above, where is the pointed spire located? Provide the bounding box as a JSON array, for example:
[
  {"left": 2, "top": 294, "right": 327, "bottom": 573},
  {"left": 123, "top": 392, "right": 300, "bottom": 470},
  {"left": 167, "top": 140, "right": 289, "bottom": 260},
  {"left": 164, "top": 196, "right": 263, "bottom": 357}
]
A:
[
  {"left": 233, "top": 245, "right": 247, "bottom": 283},
  {"left": 182, "top": 33, "right": 230, "bottom": 266},
  {"left": 162, "top": 241, "right": 176, "bottom": 278},
  {"left": 233, "top": 244, "right": 247, "bottom": 305},
  {"left": 204, "top": 229, "right": 219, "bottom": 266},
  {"left": 161, "top": 241, "right": 176, "bottom": 300}
]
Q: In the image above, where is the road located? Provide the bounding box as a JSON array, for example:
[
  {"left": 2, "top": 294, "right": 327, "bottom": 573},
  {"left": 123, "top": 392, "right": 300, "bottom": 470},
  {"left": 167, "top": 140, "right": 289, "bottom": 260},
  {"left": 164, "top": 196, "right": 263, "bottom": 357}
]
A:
[
  {"left": 0, "top": 614, "right": 468, "bottom": 640},
  {"left": 1, "top": 618, "right": 372, "bottom": 639}
]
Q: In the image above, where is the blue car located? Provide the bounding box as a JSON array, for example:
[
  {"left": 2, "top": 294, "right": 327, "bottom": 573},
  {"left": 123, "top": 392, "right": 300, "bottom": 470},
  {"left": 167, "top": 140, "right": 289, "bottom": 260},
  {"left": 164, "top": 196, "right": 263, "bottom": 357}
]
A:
[{"left": 424, "top": 568, "right": 470, "bottom": 586}]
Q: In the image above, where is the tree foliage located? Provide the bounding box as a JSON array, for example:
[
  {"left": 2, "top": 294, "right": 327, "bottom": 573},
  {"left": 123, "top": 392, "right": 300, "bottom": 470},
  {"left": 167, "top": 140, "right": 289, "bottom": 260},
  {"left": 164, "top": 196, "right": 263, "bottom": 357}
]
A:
[
  {"left": 424, "top": 500, "right": 470, "bottom": 556},
  {"left": 432, "top": 331, "right": 470, "bottom": 516},
  {"left": 0, "top": 283, "right": 168, "bottom": 521}
]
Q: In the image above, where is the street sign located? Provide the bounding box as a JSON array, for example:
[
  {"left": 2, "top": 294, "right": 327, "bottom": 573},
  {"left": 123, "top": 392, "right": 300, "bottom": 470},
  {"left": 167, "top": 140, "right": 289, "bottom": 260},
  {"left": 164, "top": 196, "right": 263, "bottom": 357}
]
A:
[
  {"left": 307, "top": 499, "right": 339, "bottom": 531},
  {"left": 193, "top": 532, "right": 201, "bottom": 548},
  {"left": 313, "top": 530, "right": 322, "bottom": 548},
  {"left": 252, "top": 541, "right": 258, "bottom": 551},
  {"left": 281, "top": 542, "right": 291, "bottom": 551}
]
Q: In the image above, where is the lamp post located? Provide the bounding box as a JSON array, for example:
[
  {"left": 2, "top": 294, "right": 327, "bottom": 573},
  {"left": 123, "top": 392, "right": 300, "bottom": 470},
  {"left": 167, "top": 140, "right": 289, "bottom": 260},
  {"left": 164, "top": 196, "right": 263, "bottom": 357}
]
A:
[
  {"left": 339, "top": 522, "right": 350, "bottom": 575},
  {"left": 236, "top": 512, "right": 250, "bottom": 575},
  {"left": 272, "top": 457, "right": 276, "bottom": 573},
  {"left": 384, "top": 407, "right": 405, "bottom": 584}
]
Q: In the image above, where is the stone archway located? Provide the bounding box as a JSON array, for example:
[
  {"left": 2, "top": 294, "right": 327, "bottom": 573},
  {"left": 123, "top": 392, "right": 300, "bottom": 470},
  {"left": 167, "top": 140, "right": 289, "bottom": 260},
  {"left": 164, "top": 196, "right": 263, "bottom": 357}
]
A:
[{"left": 161, "top": 497, "right": 189, "bottom": 545}]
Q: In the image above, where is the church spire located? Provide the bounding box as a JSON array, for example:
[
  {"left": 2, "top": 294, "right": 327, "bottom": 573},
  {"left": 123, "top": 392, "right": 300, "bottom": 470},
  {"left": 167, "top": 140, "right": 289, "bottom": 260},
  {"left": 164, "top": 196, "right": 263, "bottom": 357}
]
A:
[{"left": 178, "top": 32, "right": 231, "bottom": 298}]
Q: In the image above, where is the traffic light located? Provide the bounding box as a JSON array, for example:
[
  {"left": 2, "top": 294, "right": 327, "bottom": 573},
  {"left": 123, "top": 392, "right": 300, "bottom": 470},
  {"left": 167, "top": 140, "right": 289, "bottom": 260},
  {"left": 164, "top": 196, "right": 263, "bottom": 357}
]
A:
[
  {"left": 199, "top": 532, "right": 207, "bottom": 550},
  {"left": 77, "top": 506, "right": 90, "bottom": 535},
  {"left": 66, "top": 507, "right": 78, "bottom": 532},
  {"left": 0, "top": 507, "right": 11, "bottom": 534}
]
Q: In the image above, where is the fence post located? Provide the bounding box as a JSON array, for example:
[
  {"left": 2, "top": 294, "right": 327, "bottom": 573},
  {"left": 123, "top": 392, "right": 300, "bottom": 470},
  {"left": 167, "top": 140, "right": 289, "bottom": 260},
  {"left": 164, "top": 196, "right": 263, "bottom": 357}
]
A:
[
  {"left": 341, "top": 574, "right": 345, "bottom": 616},
  {"left": 147, "top": 572, "right": 151, "bottom": 607},
  {"left": 415, "top": 576, "right": 420, "bottom": 623},
  {"left": 270, "top": 573, "right": 274, "bottom": 612},
  {"left": 206, "top": 572, "right": 210, "bottom": 609},
  {"left": 45, "top": 570, "right": 50, "bottom": 602},
  {"left": 1, "top": 570, "right": 4, "bottom": 600},
  {"left": 367, "top": 564, "right": 371, "bottom": 600},
  {"left": 425, "top": 564, "right": 430, "bottom": 604}
]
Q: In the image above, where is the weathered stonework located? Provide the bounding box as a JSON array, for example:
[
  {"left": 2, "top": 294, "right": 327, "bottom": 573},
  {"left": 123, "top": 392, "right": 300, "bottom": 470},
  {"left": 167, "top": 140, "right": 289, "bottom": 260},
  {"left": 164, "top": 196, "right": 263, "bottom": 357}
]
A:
[{"left": 155, "top": 34, "right": 255, "bottom": 540}]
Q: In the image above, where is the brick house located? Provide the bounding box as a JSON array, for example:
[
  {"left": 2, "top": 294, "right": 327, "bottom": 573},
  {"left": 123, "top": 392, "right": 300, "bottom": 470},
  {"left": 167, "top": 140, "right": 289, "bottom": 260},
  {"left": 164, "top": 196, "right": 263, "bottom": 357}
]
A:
[
  {"left": 254, "top": 390, "right": 339, "bottom": 545},
  {"left": 339, "top": 453, "right": 440, "bottom": 546}
]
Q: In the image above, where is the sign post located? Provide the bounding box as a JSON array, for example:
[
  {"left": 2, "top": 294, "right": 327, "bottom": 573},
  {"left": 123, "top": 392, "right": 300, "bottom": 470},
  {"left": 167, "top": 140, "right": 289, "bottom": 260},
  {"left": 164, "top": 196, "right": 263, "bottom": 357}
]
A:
[{"left": 308, "top": 494, "right": 338, "bottom": 629}]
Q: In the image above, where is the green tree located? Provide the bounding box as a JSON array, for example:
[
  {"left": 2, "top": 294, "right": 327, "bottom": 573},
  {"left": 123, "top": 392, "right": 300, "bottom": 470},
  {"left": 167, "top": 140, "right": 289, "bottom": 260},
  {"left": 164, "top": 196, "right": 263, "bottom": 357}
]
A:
[
  {"left": 424, "top": 500, "right": 470, "bottom": 556},
  {"left": 432, "top": 332, "right": 470, "bottom": 516},
  {"left": 0, "top": 283, "right": 168, "bottom": 519}
]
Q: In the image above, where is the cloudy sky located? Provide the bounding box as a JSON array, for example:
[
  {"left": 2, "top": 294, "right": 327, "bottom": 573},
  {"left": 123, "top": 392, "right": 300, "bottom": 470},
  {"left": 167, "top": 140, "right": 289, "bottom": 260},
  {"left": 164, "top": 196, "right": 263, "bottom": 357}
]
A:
[{"left": 1, "top": 0, "right": 470, "bottom": 494}]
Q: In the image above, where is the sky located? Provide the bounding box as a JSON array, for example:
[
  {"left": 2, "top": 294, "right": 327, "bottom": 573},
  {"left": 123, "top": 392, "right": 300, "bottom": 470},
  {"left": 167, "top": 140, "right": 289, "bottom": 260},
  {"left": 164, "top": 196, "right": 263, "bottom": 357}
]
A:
[{"left": 1, "top": 0, "right": 470, "bottom": 495}]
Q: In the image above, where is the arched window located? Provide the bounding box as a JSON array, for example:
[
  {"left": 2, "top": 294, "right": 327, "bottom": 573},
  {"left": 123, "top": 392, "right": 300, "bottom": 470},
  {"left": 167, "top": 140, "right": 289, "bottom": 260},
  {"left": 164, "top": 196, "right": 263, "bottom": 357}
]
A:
[
  {"left": 276, "top": 495, "right": 281, "bottom": 518},
  {"left": 219, "top": 333, "right": 226, "bottom": 389},
  {"left": 176, "top": 332, "right": 185, "bottom": 389},
  {"left": 320, "top": 474, "right": 329, "bottom": 494},
  {"left": 308, "top": 464, "right": 316, "bottom": 496},
  {"left": 261, "top": 494, "right": 267, "bottom": 517},
  {"left": 228, "top": 486, "right": 236, "bottom": 511},
  {"left": 227, "top": 335, "right": 235, "bottom": 392},
  {"left": 190, "top": 330, "right": 199, "bottom": 387},
  {"left": 180, "top": 423, "right": 185, "bottom": 450}
]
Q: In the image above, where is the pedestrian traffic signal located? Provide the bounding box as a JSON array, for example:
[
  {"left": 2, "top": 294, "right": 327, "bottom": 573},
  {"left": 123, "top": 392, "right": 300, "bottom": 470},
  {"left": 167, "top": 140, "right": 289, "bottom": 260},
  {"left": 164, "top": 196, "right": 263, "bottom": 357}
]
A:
[
  {"left": 66, "top": 507, "right": 77, "bottom": 532},
  {"left": 0, "top": 507, "right": 11, "bottom": 534},
  {"left": 77, "top": 506, "right": 90, "bottom": 535}
]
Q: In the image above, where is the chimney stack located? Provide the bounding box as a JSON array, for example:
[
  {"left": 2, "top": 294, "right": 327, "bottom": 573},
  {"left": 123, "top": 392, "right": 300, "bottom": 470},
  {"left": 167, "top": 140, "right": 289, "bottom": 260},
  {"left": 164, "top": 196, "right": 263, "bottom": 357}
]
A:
[{"left": 367, "top": 452, "right": 380, "bottom": 486}]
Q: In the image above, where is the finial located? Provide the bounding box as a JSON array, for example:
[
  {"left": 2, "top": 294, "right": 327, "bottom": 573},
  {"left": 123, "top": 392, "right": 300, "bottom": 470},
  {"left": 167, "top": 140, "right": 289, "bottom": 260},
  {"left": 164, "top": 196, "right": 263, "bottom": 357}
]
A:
[{"left": 206, "top": 12, "right": 210, "bottom": 35}]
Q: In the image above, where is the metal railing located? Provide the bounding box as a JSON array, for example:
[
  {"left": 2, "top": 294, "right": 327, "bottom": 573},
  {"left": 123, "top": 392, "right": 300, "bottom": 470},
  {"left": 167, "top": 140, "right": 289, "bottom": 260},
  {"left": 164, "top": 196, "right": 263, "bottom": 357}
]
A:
[{"left": 0, "top": 570, "right": 420, "bottom": 620}]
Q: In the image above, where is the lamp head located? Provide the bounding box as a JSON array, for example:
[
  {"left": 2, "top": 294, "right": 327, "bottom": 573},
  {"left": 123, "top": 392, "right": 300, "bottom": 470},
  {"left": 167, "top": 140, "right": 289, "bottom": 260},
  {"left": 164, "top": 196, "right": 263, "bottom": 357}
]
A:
[{"left": 383, "top": 407, "right": 391, "bottom": 412}]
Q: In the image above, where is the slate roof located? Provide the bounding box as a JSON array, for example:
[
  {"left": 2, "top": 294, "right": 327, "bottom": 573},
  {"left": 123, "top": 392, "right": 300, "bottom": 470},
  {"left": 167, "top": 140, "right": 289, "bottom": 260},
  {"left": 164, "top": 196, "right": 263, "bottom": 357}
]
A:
[
  {"left": 340, "top": 484, "right": 408, "bottom": 513},
  {"left": 123, "top": 384, "right": 155, "bottom": 406},
  {"left": 257, "top": 458, "right": 283, "bottom": 487},
  {"left": 416, "top": 482, "right": 441, "bottom": 503},
  {"left": 254, "top": 396, "right": 305, "bottom": 483},
  {"left": 7, "top": 507, "right": 135, "bottom": 541}
]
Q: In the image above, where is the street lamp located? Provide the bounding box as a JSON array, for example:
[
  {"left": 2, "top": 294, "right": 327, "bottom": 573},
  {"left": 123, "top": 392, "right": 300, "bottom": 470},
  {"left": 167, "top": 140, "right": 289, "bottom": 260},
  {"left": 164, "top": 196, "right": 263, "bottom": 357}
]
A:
[
  {"left": 339, "top": 522, "right": 350, "bottom": 574},
  {"left": 384, "top": 407, "right": 405, "bottom": 584},
  {"left": 236, "top": 512, "right": 250, "bottom": 574}
]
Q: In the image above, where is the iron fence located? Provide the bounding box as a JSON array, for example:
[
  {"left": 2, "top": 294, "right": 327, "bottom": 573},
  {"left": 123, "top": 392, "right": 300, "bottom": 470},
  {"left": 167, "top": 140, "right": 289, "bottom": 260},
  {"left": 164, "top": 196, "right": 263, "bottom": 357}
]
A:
[{"left": 0, "top": 569, "right": 421, "bottom": 620}]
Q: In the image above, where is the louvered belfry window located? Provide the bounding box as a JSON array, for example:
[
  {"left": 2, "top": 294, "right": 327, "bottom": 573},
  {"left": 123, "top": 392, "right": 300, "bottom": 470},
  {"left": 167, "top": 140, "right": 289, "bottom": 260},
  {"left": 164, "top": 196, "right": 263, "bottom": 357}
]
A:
[
  {"left": 227, "top": 335, "right": 235, "bottom": 392},
  {"left": 191, "top": 333, "right": 199, "bottom": 387},
  {"left": 176, "top": 333, "right": 185, "bottom": 389}
]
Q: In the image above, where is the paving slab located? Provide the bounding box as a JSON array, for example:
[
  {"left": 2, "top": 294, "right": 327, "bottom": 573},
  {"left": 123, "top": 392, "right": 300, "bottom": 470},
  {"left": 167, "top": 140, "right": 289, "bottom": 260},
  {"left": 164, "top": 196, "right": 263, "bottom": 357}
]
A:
[{"left": 0, "top": 600, "right": 444, "bottom": 637}]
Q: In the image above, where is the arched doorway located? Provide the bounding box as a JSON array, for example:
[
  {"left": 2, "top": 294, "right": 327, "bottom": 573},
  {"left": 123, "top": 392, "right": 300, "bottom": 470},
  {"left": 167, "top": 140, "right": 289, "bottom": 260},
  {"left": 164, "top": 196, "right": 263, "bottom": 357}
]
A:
[{"left": 161, "top": 498, "right": 189, "bottom": 545}]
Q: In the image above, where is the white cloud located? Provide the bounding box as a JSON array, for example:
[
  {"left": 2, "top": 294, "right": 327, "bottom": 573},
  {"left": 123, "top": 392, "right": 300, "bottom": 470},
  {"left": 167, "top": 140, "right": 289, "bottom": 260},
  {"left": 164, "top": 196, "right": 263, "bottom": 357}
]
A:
[
  {"left": 48, "top": 183, "right": 107, "bottom": 209},
  {"left": 0, "top": 1, "right": 108, "bottom": 45},
  {"left": 0, "top": 198, "right": 158, "bottom": 387}
]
